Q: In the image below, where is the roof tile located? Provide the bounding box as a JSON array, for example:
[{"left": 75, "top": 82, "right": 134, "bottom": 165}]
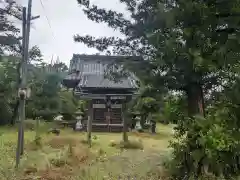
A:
[{"left": 79, "top": 74, "right": 137, "bottom": 89}]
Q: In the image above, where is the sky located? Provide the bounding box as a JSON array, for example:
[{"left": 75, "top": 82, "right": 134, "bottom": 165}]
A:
[{"left": 16, "top": 0, "right": 126, "bottom": 65}]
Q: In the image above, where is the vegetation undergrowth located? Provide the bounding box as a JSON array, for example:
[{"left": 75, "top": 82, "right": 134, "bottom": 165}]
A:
[
  {"left": 0, "top": 123, "right": 172, "bottom": 180},
  {"left": 168, "top": 101, "right": 240, "bottom": 179}
]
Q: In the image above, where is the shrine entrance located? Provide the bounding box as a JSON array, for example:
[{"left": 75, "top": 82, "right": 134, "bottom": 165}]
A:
[{"left": 91, "top": 95, "right": 125, "bottom": 132}]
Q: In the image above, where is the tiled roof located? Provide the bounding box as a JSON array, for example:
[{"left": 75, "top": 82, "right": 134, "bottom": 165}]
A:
[
  {"left": 78, "top": 74, "right": 138, "bottom": 89},
  {"left": 64, "top": 54, "right": 139, "bottom": 90}
]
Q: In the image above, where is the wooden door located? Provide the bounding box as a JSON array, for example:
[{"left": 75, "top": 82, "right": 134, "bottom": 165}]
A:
[
  {"left": 92, "top": 99, "right": 106, "bottom": 124},
  {"left": 110, "top": 108, "right": 122, "bottom": 124}
]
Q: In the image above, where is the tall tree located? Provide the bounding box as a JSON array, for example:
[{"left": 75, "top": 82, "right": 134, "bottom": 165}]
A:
[
  {"left": 74, "top": 0, "right": 240, "bottom": 117},
  {"left": 0, "top": 0, "right": 21, "bottom": 55},
  {"left": 0, "top": 0, "right": 43, "bottom": 124}
]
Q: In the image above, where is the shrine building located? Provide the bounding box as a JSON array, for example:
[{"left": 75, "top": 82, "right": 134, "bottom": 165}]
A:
[{"left": 62, "top": 54, "right": 139, "bottom": 132}]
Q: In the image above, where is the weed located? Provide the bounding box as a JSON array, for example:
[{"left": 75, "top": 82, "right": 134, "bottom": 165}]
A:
[
  {"left": 118, "top": 140, "right": 144, "bottom": 150},
  {"left": 24, "top": 121, "right": 35, "bottom": 131},
  {"left": 80, "top": 139, "right": 88, "bottom": 144},
  {"left": 98, "top": 148, "right": 105, "bottom": 156},
  {"left": 93, "top": 135, "right": 98, "bottom": 140},
  {"left": 109, "top": 140, "right": 117, "bottom": 147},
  {"left": 34, "top": 136, "right": 42, "bottom": 147},
  {"left": 24, "top": 166, "right": 38, "bottom": 175},
  {"left": 0, "top": 123, "right": 173, "bottom": 180},
  {"left": 47, "top": 137, "right": 78, "bottom": 149},
  {"left": 50, "top": 158, "right": 68, "bottom": 167}
]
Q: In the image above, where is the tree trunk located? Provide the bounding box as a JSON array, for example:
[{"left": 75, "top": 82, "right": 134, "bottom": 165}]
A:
[
  {"left": 186, "top": 83, "right": 205, "bottom": 117},
  {"left": 200, "top": 85, "right": 206, "bottom": 117},
  {"left": 186, "top": 83, "right": 205, "bottom": 176}
]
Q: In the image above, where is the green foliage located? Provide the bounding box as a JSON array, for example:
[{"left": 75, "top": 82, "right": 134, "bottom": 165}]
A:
[
  {"left": 170, "top": 109, "right": 240, "bottom": 179},
  {"left": 0, "top": 56, "right": 19, "bottom": 125},
  {"left": 135, "top": 97, "right": 159, "bottom": 114},
  {"left": 75, "top": 0, "right": 240, "bottom": 99},
  {"left": 26, "top": 67, "right": 79, "bottom": 121},
  {"left": 60, "top": 91, "right": 78, "bottom": 120},
  {"left": 26, "top": 71, "right": 61, "bottom": 120},
  {"left": 0, "top": 1, "right": 21, "bottom": 55},
  {"left": 0, "top": 55, "right": 76, "bottom": 124},
  {"left": 73, "top": 1, "right": 240, "bottom": 178},
  {"left": 159, "top": 94, "right": 187, "bottom": 124},
  {"left": 0, "top": 99, "right": 12, "bottom": 125},
  {"left": 78, "top": 100, "right": 87, "bottom": 113},
  {"left": 127, "top": 86, "right": 164, "bottom": 128},
  {"left": 169, "top": 79, "right": 240, "bottom": 179}
]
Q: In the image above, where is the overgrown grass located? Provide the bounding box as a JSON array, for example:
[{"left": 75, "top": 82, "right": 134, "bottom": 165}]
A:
[{"left": 0, "top": 122, "right": 174, "bottom": 180}]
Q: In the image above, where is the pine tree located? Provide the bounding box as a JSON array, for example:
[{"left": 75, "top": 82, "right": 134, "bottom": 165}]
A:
[{"left": 74, "top": 0, "right": 240, "bottom": 117}]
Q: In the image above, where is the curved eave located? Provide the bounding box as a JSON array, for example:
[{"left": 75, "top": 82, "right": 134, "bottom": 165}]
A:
[
  {"left": 79, "top": 86, "right": 138, "bottom": 90},
  {"left": 62, "top": 71, "right": 81, "bottom": 89},
  {"left": 62, "top": 79, "right": 80, "bottom": 89}
]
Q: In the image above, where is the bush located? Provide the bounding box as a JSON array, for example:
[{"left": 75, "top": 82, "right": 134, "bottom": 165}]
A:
[
  {"left": 169, "top": 104, "right": 240, "bottom": 179},
  {"left": 36, "top": 109, "right": 57, "bottom": 121},
  {"left": 159, "top": 95, "right": 187, "bottom": 125},
  {"left": 61, "top": 113, "right": 74, "bottom": 121},
  {"left": 24, "top": 120, "right": 35, "bottom": 131},
  {"left": 0, "top": 101, "right": 12, "bottom": 125},
  {"left": 153, "top": 113, "right": 168, "bottom": 124}
]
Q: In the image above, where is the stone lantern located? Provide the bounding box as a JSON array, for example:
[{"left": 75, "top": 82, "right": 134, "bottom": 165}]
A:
[
  {"left": 135, "top": 115, "right": 142, "bottom": 131},
  {"left": 75, "top": 109, "right": 84, "bottom": 131}
]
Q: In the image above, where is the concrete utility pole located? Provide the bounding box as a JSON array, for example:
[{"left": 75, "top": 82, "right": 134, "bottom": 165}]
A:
[
  {"left": 16, "top": 0, "right": 39, "bottom": 168},
  {"left": 16, "top": 7, "right": 26, "bottom": 168}
]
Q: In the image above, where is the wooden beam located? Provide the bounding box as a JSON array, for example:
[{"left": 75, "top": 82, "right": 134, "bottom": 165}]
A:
[
  {"left": 87, "top": 101, "right": 93, "bottom": 148},
  {"left": 93, "top": 104, "right": 106, "bottom": 108},
  {"left": 111, "top": 104, "right": 122, "bottom": 108},
  {"left": 74, "top": 92, "right": 136, "bottom": 99}
]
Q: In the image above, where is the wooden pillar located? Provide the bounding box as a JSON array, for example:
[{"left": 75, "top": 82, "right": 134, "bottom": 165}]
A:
[
  {"left": 87, "top": 100, "right": 93, "bottom": 147},
  {"left": 106, "top": 96, "right": 111, "bottom": 132},
  {"left": 122, "top": 98, "right": 128, "bottom": 142}
]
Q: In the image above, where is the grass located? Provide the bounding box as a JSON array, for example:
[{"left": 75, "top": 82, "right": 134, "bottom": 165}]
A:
[{"left": 0, "top": 122, "right": 174, "bottom": 180}]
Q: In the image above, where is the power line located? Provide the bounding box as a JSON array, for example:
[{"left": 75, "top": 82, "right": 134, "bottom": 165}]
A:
[{"left": 39, "top": 0, "right": 56, "bottom": 41}]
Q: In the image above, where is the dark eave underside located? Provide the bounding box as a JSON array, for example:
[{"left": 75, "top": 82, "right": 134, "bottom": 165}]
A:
[{"left": 78, "top": 87, "right": 136, "bottom": 94}]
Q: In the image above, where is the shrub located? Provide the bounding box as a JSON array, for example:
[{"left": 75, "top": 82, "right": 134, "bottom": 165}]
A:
[
  {"left": 24, "top": 120, "right": 35, "bottom": 131},
  {"left": 0, "top": 101, "right": 12, "bottom": 125},
  {"left": 61, "top": 113, "right": 74, "bottom": 121},
  {"left": 37, "top": 109, "right": 57, "bottom": 121},
  {"left": 169, "top": 103, "right": 240, "bottom": 179},
  {"left": 159, "top": 95, "right": 187, "bottom": 125},
  {"left": 34, "top": 136, "right": 42, "bottom": 147}
]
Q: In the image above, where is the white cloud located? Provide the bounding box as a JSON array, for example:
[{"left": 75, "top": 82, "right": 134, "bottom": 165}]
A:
[{"left": 17, "top": 0, "right": 126, "bottom": 65}]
